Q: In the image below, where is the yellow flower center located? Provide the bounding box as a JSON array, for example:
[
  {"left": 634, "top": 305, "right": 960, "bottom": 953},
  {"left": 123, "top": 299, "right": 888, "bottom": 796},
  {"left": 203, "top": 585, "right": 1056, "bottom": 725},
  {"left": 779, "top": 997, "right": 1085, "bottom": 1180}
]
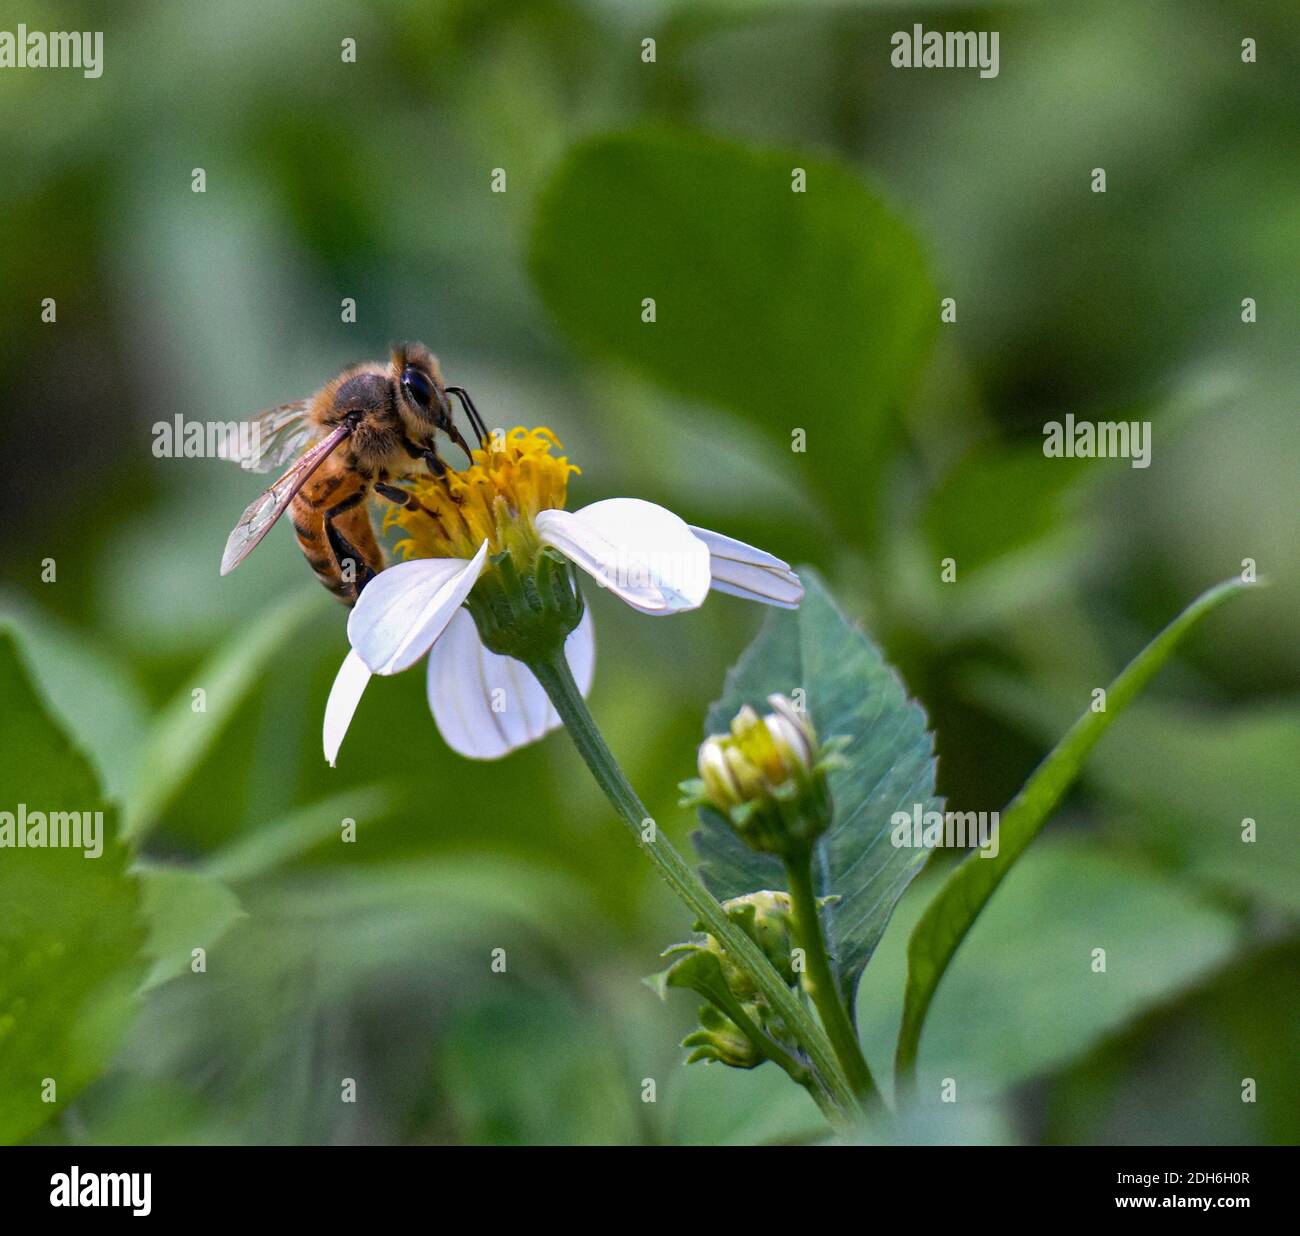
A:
[{"left": 385, "top": 426, "right": 578, "bottom": 563}]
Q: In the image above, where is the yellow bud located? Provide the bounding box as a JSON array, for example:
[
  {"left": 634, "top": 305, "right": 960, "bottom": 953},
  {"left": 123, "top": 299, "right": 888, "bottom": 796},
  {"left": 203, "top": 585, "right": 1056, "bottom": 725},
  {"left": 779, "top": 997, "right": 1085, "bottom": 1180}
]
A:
[{"left": 693, "top": 695, "right": 832, "bottom": 856}]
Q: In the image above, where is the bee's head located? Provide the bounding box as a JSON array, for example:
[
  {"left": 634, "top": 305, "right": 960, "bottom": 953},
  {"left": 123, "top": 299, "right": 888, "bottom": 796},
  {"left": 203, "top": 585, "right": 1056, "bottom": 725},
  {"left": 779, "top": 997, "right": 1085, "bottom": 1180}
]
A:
[{"left": 391, "top": 342, "right": 452, "bottom": 433}]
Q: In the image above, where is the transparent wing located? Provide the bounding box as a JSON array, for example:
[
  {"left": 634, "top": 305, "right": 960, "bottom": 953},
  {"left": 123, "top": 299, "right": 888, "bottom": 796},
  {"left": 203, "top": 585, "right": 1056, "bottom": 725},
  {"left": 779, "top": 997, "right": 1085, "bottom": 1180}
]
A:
[
  {"left": 216, "top": 399, "right": 318, "bottom": 473},
  {"left": 219, "top": 423, "right": 352, "bottom": 576}
]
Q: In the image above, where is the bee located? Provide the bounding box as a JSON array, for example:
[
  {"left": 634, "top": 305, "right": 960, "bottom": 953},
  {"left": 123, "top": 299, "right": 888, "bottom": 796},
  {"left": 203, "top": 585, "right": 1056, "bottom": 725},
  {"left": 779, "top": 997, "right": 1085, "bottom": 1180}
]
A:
[{"left": 219, "top": 342, "right": 487, "bottom": 604}]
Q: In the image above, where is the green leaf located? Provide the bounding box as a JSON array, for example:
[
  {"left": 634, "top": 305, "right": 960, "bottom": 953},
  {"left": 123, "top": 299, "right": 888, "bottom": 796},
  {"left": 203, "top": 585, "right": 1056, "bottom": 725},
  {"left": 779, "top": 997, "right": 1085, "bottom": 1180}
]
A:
[
  {"left": 665, "top": 1050, "right": 826, "bottom": 1147},
  {"left": 530, "top": 127, "right": 934, "bottom": 545},
  {"left": 922, "top": 444, "right": 1092, "bottom": 576},
  {"left": 858, "top": 837, "right": 1239, "bottom": 1101},
  {"left": 122, "top": 588, "right": 325, "bottom": 841},
  {"left": 895, "top": 577, "right": 1257, "bottom": 1088},
  {"left": 0, "top": 596, "right": 150, "bottom": 803},
  {"left": 440, "top": 989, "right": 645, "bottom": 1146},
  {"left": 0, "top": 631, "right": 146, "bottom": 1144},
  {"left": 201, "top": 783, "right": 397, "bottom": 883},
  {"left": 973, "top": 679, "right": 1300, "bottom": 917},
  {"left": 693, "top": 571, "right": 940, "bottom": 1007},
  {"left": 1044, "top": 936, "right": 1300, "bottom": 1145},
  {"left": 137, "top": 866, "right": 246, "bottom": 992},
  {"left": 96, "top": 856, "right": 612, "bottom": 1144}
]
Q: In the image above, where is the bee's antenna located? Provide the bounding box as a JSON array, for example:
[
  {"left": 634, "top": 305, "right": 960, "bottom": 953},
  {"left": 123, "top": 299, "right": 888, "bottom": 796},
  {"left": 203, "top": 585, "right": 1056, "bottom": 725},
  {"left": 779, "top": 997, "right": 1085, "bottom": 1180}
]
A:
[{"left": 447, "top": 386, "right": 489, "bottom": 449}]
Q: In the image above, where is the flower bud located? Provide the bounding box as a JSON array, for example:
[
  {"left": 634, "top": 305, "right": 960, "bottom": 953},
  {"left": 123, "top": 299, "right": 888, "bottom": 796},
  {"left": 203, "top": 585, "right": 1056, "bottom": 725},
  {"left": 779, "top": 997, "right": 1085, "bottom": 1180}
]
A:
[
  {"left": 650, "top": 890, "right": 804, "bottom": 1070},
  {"left": 689, "top": 695, "right": 838, "bottom": 858},
  {"left": 717, "top": 890, "right": 797, "bottom": 986},
  {"left": 682, "top": 1005, "right": 763, "bottom": 1069}
]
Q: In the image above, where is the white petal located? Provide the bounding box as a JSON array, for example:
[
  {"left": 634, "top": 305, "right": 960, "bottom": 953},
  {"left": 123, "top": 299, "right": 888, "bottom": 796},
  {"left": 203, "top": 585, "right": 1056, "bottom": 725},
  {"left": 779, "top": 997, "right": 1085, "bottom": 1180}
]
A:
[
  {"left": 687, "top": 526, "right": 792, "bottom": 572},
  {"left": 536, "top": 499, "right": 710, "bottom": 615},
  {"left": 425, "top": 607, "right": 596, "bottom": 760},
  {"left": 688, "top": 524, "right": 804, "bottom": 609},
  {"left": 347, "top": 543, "right": 489, "bottom": 675},
  {"left": 323, "top": 650, "right": 371, "bottom": 767}
]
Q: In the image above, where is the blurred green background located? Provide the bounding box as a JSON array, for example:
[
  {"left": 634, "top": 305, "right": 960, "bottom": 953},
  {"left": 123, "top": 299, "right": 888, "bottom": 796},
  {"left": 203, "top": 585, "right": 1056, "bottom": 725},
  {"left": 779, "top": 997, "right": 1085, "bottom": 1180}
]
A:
[{"left": 1, "top": 0, "right": 1296, "bottom": 1145}]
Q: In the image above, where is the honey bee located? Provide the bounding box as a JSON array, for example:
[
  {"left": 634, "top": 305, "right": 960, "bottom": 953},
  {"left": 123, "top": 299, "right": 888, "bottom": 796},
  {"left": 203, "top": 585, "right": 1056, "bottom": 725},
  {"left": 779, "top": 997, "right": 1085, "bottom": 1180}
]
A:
[{"left": 219, "top": 342, "right": 487, "bottom": 604}]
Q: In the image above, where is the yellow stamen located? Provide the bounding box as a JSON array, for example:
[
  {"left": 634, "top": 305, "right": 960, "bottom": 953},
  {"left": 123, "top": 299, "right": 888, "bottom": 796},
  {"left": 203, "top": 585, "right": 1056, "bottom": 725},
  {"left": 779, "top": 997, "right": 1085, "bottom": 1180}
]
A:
[{"left": 385, "top": 426, "right": 578, "bottom": 563}]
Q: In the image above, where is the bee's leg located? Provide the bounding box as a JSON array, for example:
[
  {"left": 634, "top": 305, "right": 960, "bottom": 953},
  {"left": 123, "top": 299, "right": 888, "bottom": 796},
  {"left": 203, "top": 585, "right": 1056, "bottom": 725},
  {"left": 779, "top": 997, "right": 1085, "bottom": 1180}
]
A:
[
  {"left": 399, "top": 434, "right": 449, "bottom": 478},
  {"left": 375, "top": 482, "right": 452, "bottom": 542},
  {"left": 325, "top": 490, "right": 377, "bottom": 596},
  {"left": 374, "top": 482, "right": 419, "bottom": 510},
  {"left": 447, "top": 386, "right": 489, "bottom": 448}
]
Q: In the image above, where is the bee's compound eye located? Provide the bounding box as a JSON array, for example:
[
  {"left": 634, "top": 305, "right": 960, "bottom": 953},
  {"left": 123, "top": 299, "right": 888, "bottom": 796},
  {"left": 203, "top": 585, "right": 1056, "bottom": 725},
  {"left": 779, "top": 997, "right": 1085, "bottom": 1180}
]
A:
[{"left": 402, "top": 367, "right": 434, "bottom": 410}]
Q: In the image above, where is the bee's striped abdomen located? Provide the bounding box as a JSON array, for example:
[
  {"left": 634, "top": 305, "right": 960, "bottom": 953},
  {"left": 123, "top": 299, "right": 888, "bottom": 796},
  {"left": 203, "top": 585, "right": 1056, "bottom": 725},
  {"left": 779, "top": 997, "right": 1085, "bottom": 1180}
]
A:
[{"left": 292, "top": 467, "right": 384, "bottom": 605}]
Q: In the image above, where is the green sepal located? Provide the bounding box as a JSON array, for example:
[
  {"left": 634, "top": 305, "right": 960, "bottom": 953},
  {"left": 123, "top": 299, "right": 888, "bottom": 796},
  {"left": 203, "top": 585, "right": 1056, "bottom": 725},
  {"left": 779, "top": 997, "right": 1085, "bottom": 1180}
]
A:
[
  {"left": 464, "top": 547, "right": 584, "bottom": 662},
  {"left": 681, "top": 1003, "right": 764, "bottom": 1069}
]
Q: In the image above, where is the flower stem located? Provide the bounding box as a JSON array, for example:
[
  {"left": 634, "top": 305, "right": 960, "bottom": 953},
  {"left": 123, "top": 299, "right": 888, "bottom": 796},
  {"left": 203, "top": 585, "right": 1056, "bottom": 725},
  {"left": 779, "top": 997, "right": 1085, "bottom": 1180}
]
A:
[
  {"left": 708, "top": 988, "right": 842, "bottom": 1125},
  {"left": 784, "top": 849, "right": 883, "bottom": 1114},
  {"left": 526, "top": 648, "right": 858, "bottom": 1127}
]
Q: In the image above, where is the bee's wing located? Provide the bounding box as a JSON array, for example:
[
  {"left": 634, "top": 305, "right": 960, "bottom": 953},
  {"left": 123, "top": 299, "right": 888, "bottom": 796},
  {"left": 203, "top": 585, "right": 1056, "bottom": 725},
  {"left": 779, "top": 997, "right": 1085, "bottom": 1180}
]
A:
[
  {"left": 220, "top": 423, "right": 352, "bottom": 576},
  {"left": 217, "top": 399, "right": 318, "bottom": 473}
]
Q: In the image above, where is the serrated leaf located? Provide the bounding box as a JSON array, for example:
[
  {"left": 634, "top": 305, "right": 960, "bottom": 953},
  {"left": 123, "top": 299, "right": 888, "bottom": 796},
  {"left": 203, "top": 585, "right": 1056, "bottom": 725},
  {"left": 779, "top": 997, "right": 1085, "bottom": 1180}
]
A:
[
  {"left": 692, "top": 571, "right": 940, "bottom": 1007},
  {"left": 0, "top": 631, "right": 146, "bottom": 1144},
  {"left": 530, "top": 127, "right": 935, "bottom": 547},
  {"left": 895, "top": 577, "right": 1257, "bottom": 1087}
]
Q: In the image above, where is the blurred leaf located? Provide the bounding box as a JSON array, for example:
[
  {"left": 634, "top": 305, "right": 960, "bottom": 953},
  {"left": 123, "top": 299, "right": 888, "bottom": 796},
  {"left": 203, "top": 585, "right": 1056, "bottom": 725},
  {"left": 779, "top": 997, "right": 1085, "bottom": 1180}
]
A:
[
  {"left": 0, "top": 596, "right": 149, "bottom": 802},
  {"left": 973, "top": 681, "right": 1300, "bottom": 917},
  {"left": 0, "top": 631, "right": 146, "bottom": 1144},
  {"left": 1111, "top": 370, "right": 1300, "bottom": 686},
  {"left": 693, "top": 570, "right": 940, "bottom": 1006},
  {"left": 530, "top": 127, "right": 934, "bottom": 546},
  {"left": 855, "top": 1098, "right": 1019, "bottom": 1147},
  {"left": 889, "top": 442, "right": 1103, "bottom": 645},
  {"left": 858, "top": 838, "right": 1240, "bottom": 1101},
  {"left": 1044, "top": 938, "right": 1300, "bottom": 1145},
  {"left": 665, "top": 1049, "right": 826, "bottom": 1146},
  {"left": 122, "top": 589, "right": 325, "bottom": 841},
  {"left": 233, "top": 855, "right": 606, "bottom": 974},
  {"left": 895, "top": 577, "right": 1256, "bottom": 1086},
  {"left": 201, "top": 784, "right": 397, "bottom": 883},
  {"left": 922, "top": 445, "right": 1092, "bottom": 576},
  {"left": 49, "top": 1074, "right": 233, "bottom": 1147},
  {"left": 137, "top": 866, "right": 246, "bottom": 993},
  {"left": 440, "top": 990, "right": 643, "bottom": 1145},
  {"left": 102, "top": 855, "right": 611, "bottom": 1144}
]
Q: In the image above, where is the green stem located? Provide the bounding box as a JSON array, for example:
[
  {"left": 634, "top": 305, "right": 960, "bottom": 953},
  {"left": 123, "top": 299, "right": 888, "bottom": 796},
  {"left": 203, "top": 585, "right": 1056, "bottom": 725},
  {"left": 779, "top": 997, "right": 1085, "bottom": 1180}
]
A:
[
  {"left": 708, "top": 990, "right": 840, "bottom": 1125},
  {"left": 526, "top": 648, "right": 858, "bottom": 1127},
  {"left": 784, "top": 849, "right": 883, "bottom": 1113}
]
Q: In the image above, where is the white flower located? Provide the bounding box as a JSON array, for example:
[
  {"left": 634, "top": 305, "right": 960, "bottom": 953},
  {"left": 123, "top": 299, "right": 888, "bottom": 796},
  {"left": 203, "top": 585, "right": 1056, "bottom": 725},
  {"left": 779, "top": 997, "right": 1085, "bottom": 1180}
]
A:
[{"left": 323, "top": 430, "right": 802, "bottom": 764}]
